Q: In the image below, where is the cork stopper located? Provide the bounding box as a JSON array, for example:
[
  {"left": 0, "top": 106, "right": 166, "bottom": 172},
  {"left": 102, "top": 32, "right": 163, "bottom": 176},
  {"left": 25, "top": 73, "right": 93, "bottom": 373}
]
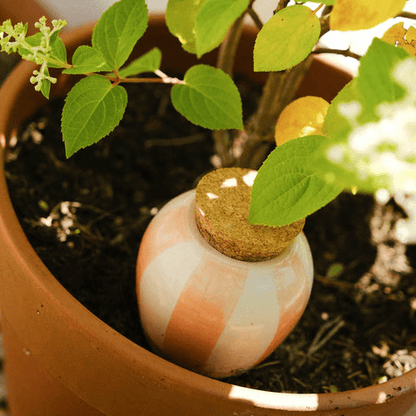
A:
[{"left": 195, "top": 168, "right": 305, "bottom": 262}]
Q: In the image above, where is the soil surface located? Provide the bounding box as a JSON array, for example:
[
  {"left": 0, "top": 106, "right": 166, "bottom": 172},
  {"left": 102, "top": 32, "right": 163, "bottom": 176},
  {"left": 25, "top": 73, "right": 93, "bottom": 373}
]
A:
[{"left": 4, "top": 80, "right": 416, "bottom": 394}]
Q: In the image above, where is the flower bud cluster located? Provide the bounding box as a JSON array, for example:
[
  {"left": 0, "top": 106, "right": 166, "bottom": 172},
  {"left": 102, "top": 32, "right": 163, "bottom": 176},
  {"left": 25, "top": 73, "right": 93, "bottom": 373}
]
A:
[
  {"left": 0, "top": 17, "right": 67, "bottom": 93},
  {"left": 0, "top": 20, "right": 27, "bottom": 53}
]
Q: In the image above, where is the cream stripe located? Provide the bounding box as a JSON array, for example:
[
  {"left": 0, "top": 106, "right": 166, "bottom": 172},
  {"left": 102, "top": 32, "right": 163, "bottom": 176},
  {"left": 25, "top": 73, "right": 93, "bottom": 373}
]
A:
[
  {"left": 161, "top": 254, "right": 249, "bottom": 372},
  {"left": 203, "top": 267, "right": 280, "bottom": 378},
  {"left": 139, "top": 241, "right": 202, "bottom": 350},
  {"left": 254, "top": 234, "right": 313, "bottom": 366},
  {"left": 297, "top": 232, "right": 314, "bottom": 291}
]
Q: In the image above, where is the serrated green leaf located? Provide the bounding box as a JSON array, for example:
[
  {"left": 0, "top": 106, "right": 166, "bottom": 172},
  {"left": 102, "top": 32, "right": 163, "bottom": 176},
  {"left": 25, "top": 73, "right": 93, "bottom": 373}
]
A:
[
  {"left": 166, "top": 0, "right": 206, "bottom": 54},
  {"left": 118, "top": 47, "right": 162, "bottom": 78},
  {"left": 195, "top": 0, "right": 249, "bottom": 58},
  {"left": 62, "top": 75, "right": 127, "bottom": 157},
  {"left": 249, "top": 135, "right": 343, "bottom": 226},
  {"left": 92, "top": 0, "right": 148, "bottom": 70},
  {"left": 171, "top": 64, "right": 243, "bottom": 130},
  {"left": 63, "top": 45, "right": 111, "bottom": 75},
  {"left": 254, "top": 5, "right": 320, "bottom": 72}
]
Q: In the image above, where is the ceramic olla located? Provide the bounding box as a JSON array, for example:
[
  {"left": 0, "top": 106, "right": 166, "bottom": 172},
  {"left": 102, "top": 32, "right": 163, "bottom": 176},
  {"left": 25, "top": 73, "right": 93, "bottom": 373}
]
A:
[{"left": 136, "top": 168, "right": 314, "bottom": 378}]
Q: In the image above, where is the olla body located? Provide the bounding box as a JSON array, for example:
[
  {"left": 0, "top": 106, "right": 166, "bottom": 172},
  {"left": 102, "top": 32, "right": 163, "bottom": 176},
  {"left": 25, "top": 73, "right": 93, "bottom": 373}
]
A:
[{"left": 136, "top": 189, "right": 313, "bottom": 378}]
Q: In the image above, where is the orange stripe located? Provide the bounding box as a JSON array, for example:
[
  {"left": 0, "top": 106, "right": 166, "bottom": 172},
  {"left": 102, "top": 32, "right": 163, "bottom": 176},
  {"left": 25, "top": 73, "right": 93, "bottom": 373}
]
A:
[
  {"left": 254, "top": 254, "right": 309, "bottom": 366},
  {"left": 136, "top": 206, "right": 191, "bottom": 297},
  {"left": 162, "top": 256, "right": 248, "bottom": 372}
]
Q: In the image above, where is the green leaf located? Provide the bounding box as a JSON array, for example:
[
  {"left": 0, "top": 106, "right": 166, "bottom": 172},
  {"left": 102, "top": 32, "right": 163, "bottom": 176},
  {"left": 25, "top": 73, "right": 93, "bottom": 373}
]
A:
[
  {"left": 254, "top": 5, "right": 320, "bottom": 72},
  {"left": 49, "top": 31, "right": 67, "bottom": 68},
  {"left": 171, "top": 64, "right": 243, "bottom": 130},
  {"left": 62, "top": 75, "right": 128, "bottom": 157},
  {"left": 118, "top": 47, "right": 162, "bottom": 78},
  {"left": 323, "top": 79, "right": 358, "bottom": 139},
  {"left": 92, "top": 0, "right": 148, "bottom": 70},
  {"left": 195, "top": 0, "right": 249, "bottom": 58},
  {"left": 324, "top": 39, "right": 409, "bottom": 142},
  {"left": 356, "top": 38, "right": 408, "bottom": 116},
  {"left": 166, "top": 0, "right": 206, "bottom": 54},
  {"left": 249, "top": 135, "right": 343, "bottom": 226},
  {"left": 40, "top": 67, "right": 51, "bottom": 99},
  {"left": 326, "top": 263, "right": 344, "bottom": 279},
  {"left": 63, "top": 45, "right": 112, "bottom": 74}
]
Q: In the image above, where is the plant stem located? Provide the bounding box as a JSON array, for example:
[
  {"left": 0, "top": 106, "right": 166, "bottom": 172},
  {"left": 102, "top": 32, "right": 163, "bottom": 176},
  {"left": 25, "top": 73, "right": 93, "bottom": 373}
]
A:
[
  {"left": 211, "top": 11, "right": 246, "bottom": 167},
  {"left": 398, "top": 11, "right": 416, "bottom": 20},
  {"left": 275, "top": 0, "right": 290, "bottom": 14},
  {"left": 247, "top": 7, "right": 263, "bottom": 29},
  {"left": 215, "top": 13, "right": 245, "bottom": 77},
  {"left": 106, "top": 75, "right": 184, "bottom": 85},
  {"left": 312, "top": 47, "right": 361, "bottom": 61},
  {"left": 235, "top": 55, "right": 313, "bottom": 169},
  {"left": 212, "top": 0, "right": 329, "bottom": 169}
]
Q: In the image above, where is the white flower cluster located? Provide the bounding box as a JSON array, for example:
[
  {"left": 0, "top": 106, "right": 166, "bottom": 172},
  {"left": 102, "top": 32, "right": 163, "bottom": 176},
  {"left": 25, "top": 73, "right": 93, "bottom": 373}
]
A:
[
  {"left": 327, "top": 58, "right": 416, "bottom": 242},
  {"left": 329, "top": 58, "right": 416, "bottom": 193}
]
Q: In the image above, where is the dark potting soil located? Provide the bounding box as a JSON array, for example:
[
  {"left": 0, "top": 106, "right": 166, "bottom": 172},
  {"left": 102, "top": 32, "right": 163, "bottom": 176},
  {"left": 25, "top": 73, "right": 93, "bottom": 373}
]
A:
[{"left": 4, "top": 80, "right": 416, "bottom": 394}]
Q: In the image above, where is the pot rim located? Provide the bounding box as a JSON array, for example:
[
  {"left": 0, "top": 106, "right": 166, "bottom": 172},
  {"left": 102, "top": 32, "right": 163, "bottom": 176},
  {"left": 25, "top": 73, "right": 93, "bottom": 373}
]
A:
[{"left": 0, "top": 16, "right": 415, "bottom": 414}]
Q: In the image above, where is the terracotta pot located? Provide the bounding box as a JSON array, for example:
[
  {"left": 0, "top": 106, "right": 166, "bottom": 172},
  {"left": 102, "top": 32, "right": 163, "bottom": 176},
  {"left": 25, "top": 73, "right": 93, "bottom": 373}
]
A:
[
  {"left": 0, "top": 0, "right": 52, "bottom": 35},
  {"left": 0, "top": 13, "right": 416, "bottom": 416}
]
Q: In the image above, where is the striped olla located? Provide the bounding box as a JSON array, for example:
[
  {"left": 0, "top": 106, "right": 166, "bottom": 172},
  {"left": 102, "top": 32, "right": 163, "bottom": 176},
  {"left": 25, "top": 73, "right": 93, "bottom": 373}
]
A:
[{"left": 136, "top": 172, "right": 313, "bottom": 379}]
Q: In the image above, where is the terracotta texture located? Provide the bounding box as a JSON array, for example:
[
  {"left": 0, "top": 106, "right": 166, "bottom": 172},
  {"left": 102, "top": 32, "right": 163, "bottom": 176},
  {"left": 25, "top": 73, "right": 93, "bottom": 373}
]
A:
[
  {"left": 136, "top": 188, "right": 313, "bottom": 378},
  {"left": 0, "top": 11, "right": 415, "bottom": 416}
]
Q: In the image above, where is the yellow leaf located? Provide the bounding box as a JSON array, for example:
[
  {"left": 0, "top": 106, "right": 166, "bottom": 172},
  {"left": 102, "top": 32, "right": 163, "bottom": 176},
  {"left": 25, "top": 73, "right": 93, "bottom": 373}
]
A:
[
  {"left": 275, "top": 96, "right": 329, "bottom": 147},
  {"left": 408, "top": 26, "right": 416, "bottom": 43},
  {"left": 330, "top": 0, "right": 407, "bottom": 31},
  {"left": 381, "top": 22, "right": 407, "bottom": 45},
  {"left": 381, "top": 22, "right": 416, "bottom": 57}
]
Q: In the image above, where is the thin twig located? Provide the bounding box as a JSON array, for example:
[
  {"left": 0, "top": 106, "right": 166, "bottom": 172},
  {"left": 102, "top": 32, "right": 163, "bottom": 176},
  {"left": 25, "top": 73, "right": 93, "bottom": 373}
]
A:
[
  {"left": 315, "top": 274, "right": 356, "bottom": 290},
  {"left": 307, "top": 316, "right": 345, "bottom": 356},
  {"left": 106, "top": 76, "right": 183, "bottom": 84},
  {"left": 247, "top": 7, "right": 263, "bottom": 29},
  {"left": 320, "top": 13, "right": 331, "bottom": 38},
  {"left": 275, "top": 0, "right": 290, "bottom": 14},
  {"left": 312, "top": 3, "right": 325, "bottom": 15},
  {"left": 144, "top": 133, "right": 206, "bottom": 149},
  {"left": 398, "top": 11, "right": 416, "bottom": 20},
  {"left": 313, "top": 47, "right": 361, "bottom": 61},
  {"left": 248, "top": 360, "right": 282, "bottom": 371}
]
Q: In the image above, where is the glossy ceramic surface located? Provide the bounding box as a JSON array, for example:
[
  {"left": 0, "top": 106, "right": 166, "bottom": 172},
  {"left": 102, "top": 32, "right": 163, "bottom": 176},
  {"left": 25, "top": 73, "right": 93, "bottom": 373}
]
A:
[{"left": 137, "top": 190, "right": 314, "bottom": 378}]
